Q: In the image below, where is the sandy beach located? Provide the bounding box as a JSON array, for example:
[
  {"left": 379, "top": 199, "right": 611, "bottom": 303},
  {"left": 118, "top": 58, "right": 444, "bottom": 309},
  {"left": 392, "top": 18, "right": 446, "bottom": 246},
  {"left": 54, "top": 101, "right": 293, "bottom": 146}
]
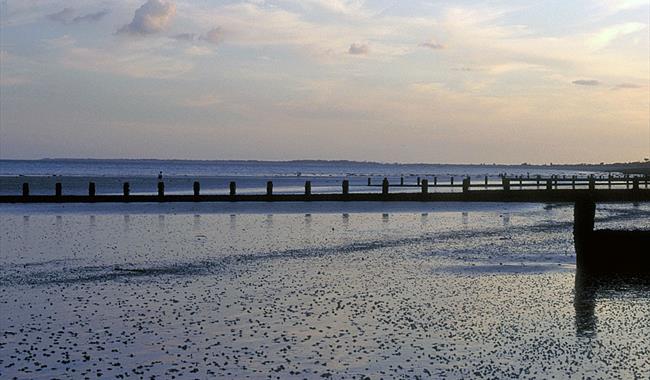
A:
[{"left": 1, "top": 202, "right": 649, "bottom": 378}]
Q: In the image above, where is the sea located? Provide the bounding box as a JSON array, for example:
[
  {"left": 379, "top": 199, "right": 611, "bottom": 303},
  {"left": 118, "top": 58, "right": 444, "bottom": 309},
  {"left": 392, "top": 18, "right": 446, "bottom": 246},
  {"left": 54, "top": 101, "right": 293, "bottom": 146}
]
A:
[{"left": 1, "top": 159, "right": 649, "bottom": 378}]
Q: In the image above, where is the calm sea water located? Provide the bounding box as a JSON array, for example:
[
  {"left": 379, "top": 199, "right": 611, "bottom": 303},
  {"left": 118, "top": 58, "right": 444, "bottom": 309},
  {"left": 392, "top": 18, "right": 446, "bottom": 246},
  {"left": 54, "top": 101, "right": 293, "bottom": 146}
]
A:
[{"left": 0, "top": 159, "right": 612, "bottom": 195}]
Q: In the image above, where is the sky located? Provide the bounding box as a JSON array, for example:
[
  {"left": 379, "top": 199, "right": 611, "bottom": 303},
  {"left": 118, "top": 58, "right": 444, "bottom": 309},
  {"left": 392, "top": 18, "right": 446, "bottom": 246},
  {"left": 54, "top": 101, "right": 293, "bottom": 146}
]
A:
[{"left": 0, "top": 0, "right": 649, "bottom": 164}]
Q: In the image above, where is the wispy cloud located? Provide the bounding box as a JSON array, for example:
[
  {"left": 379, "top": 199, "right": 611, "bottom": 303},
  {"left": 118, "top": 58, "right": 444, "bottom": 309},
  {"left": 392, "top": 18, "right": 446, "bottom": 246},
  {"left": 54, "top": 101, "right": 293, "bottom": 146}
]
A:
[
  {"left": 419, "top": 40, "right": 445, "bottom": 49},
  {"left": 348, "top": 42, "right": 369, "bottom": 55},
  {"left": 572, "top": 79, "right": 601, "bottom": 86},
  {"left": 46, "top": 8, "right": 109, "bottom": 25},
  {"left": 200, "top": 27, "right": 224, "bottom": 45},
  {"left": 118, "top": 0, "right": 176, "bottom": 35}
]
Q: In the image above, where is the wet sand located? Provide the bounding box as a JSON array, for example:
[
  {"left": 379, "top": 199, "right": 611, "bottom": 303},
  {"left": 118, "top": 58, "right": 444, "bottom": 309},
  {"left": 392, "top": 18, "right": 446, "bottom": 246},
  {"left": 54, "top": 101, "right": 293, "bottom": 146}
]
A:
[{"left": 1, "top": 203, "right": 649, "bottom": 378}]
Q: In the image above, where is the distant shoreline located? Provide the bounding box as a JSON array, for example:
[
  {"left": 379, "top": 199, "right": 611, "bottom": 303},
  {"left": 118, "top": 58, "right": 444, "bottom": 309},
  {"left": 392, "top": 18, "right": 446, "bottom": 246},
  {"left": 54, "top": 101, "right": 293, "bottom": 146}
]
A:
[{"left": 1, "top": 158, "right": 649, "bottom": 174}]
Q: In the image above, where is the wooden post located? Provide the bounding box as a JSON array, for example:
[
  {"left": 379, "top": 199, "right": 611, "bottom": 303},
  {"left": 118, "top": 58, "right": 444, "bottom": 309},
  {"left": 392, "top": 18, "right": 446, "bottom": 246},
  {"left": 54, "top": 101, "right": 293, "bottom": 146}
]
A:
[
  {"left": 89, "top": 182, "right": 96, "bottom": 197},
  {"left": 632, "top": 178, "right": 640, "bottom": 191},
  {"left": 574, "top": 200, "right": 596, "bottom": 267},
  {"left": 55, "top": 182, "right": 62, "bottom": 197},
  {"left": 382, "top": 178, "right": 389, "bottom": 195},
  {"left": 484, "top": 176, "right": 488, "bottom": 187},
  {"left": 421, "top": 179, "right": 428, "bottom": 194},
  {"left": 367, "top": 178, "right": 371, "bottom": 186},
  {"left": 157, "top": 182, "right": 164, "bottom": 197},
  {"left": 342, "top": 180, "right": 349, "bottom": 195},
  {"left": 266, "top": 181, "right": 273, "bottom": 196},
  {"left": 400, "top": 177, "right": 404, "bottom": 186},
  {"left": 608, "top": 175, "right": 612, "bottom": 189},
  {"left": 230, "top": 181, "right": 236, "bottom": 196},
  {"left": 519, "top": 178, "right": 523, "bottom": 189},
  {"left": 417, "top": 177, "right": 421, "bottom": 186},
  {"left": 450, "top": 177, "right": 454, "bottom": 186},
  {"left": 305, "top": 181, "right": 311, "bottom": 196},
  {"left": 462, "top": 178, "right": 470, "bottom": 193},
  {"left": 433, "top": 177, "right": 437, "bottom": 186},
  {"left": 123, "top": 182, "right": 130, "bottom": 196},
  {"left": 588, "top": 178, "right": 595, "bottom": 191},
  {"left": 502, "top": 178, "right": 510, "bottom": 191},
  {"left": 193, "top": 181, "right": 200, "bottom": 196},
  {"left": 572, "top": 176, "right": 575, "bottom": 190},
  {"left": 22, "top": 183, "right": 29, "bottom": 197},
  {"left": 546, "top": 179, "right": 552, "bottom": 191}
]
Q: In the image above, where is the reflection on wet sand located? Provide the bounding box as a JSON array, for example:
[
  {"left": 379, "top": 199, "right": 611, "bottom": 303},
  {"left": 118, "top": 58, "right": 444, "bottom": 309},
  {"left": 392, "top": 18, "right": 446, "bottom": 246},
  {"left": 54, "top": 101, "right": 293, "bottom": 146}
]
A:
[{"left": 575, "top": 270, "right": 650, "bottom": 338}]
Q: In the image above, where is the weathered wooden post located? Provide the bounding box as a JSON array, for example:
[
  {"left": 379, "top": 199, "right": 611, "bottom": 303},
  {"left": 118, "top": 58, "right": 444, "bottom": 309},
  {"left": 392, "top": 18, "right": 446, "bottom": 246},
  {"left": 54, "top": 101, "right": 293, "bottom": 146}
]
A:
[
  {"left": 450, "top": 177, "right": 454, "bottom": 186},
  {"left": 421, "top": 179, "right": 428, "bottom": 194},
  {"left": 502, "top": 178, "right": 510, "bottom": 191},
  {"left": 305, "top": 181, "right": 311, "bottom": 196},
  {"left": 400, "top": 177, "right": 404, "bottom": 186},
  {"left": 89, "top": 182, "right": 96, "bottom": 197},
  {"left": 367, "top": 178, "right": 371, "bottom": 186},
  {"left": 157, "top": 182, "right": 164, "bottom": 197},
  {"left": 55, "top": 182, "right": 62, "bottom": 197},
  {"left": 193, "top": 181, "right": 200, "bottom": 196},
  {"left": 608, "top": 175, "right": 612, "bottom": 189},
  {"left": 342, "top": 180, "right": 349, "bottom": 195},
  {"left": 230, "top": 181, "right": 236, "bottom": 196},
  {"left": 123, "top": 182, "right": 130, "bottom": 196},
  {"left": 588, "top": 178, "right": 595, "bottom": 191},
  {"left": 546, "top": 179, "right": 553, "bottom": 191},
  {"left": 484, "top": 176, "right": 488, "bottom": 187},
  {"left": 433, "top": 177, "right": 437, "bottom": 186},
  {"left": 266, "top": 181, "right": 273, "bottom": 196},
  {"left": 574, "top": 200, "right": 595, "bottom": 268},
  {"left": 632, "top": 178, "right": 640, "bottom": 191},
  {"left": 417, "top": 177, "right": 421, "bottom": 186},
  {"left": 382, "top": 178, "right": 389, "bottom": 195},
  {"left": 462, "top": 177, "right": 470, "bottom": 193},
  {"left": 572, "top": 176, "right": 576, "bottom": 190},
  {"left": 22, "top": 183, "right": 29, "bottom": 197}
]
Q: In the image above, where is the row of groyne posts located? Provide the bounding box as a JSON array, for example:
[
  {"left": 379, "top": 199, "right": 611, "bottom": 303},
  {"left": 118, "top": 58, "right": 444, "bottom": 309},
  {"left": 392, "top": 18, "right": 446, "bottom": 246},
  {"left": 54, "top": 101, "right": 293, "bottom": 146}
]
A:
[{"left": 16, "top": 174, "right": 650, "bottom": 197}]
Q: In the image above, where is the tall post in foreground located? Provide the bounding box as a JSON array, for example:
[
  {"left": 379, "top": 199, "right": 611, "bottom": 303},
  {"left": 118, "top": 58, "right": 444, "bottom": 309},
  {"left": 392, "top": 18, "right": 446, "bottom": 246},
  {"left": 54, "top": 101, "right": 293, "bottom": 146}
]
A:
[
  {"left": 230, "top": 181, "right": 236, "bottom": 196},
  {"left": 266, "top": 181, "right": 273, "bottom": 196},
  {"left": 305, "top": 181, "right": 311, "bottom": 196},
  {"left": 573, "top": 200, "right": 595, "bottom": 268},
  {"left": 55, "top": 182, "right": 62, "bottom": 197},
  {"left": 193, "top": 181, "right": 200, "bottom": 196},
  {"left": 123, "top": 182, "right": 130, "bottom": 196},
  {"left": 157, "top": 182, "right": 164, "bottom": 197},
  {"left": 421, "top": 179, "right": 428, "bottom": 194},
  {"left": 89, "top": 182, "right": 96, "bottom": 197},
  {"left": 382, "top": 178, "right": 389, "bottom": 195},
  {"left": 22, "top": 183, "right": 29, "bottom": 197},
  {"left": 342, "top": 180, "right": 350, "bottom": 195}
]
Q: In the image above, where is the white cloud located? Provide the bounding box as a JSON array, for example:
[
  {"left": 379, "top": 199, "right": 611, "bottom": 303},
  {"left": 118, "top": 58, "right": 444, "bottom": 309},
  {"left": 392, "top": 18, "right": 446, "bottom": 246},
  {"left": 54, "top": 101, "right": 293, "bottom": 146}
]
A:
[
  {"left": 118, "top": 0, "right": 176, "bottom": 35},
  {"left": 348, "top": 42, "right": 369, "bottom": 55}
]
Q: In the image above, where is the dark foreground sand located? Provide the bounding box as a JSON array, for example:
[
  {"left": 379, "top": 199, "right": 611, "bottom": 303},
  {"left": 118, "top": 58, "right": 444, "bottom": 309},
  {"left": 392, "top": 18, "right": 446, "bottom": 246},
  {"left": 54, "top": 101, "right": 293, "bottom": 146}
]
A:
[{"left": 1, "top": 203, "right": 649, "bottom": 378}]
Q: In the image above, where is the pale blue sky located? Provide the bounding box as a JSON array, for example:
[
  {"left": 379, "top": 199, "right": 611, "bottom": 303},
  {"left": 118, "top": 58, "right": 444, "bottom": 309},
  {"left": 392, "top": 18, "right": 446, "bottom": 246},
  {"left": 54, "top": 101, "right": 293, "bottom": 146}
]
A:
[{"left": 1, "top": 0, "right": 648, "bottom": 163}]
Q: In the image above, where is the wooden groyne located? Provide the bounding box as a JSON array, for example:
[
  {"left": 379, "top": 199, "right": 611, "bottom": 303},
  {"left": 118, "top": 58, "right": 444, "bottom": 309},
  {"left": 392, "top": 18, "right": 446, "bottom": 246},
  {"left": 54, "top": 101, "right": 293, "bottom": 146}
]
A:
[{"left": 2, "top": 178, "right": 650, "bottom": 204}]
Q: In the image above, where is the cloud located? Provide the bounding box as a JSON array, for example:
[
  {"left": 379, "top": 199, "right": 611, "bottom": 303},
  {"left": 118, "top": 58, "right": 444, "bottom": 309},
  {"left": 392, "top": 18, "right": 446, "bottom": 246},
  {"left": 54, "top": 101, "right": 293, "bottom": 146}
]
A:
[
  {"left": 172, "top": 33, "right": 196, "bottom": 41},
  {"left": 614, "top": 83, "right": 643, "bottom": 89},
  {"left": 72, "top": 10, "right": 109, "bottom": 23},
  {"left": 348, "top": 42, "right": 369, "bottom": 55},
  {"left": 572, "top": 79, "right": 600, "bottom": 86},
  {"left": 419, "top": 40, "right": 445, "bottom": 50},
  {"left": 46, "top": 8, "right": 75, "bottom": 24},
  {"left": 200, "top": 27, "right": 224, "bottom": 45},
  {"left": 47, "top": 8, "right": 109, "bottom": 24},
  {"left": 118, "top": 0, "right": 176, "bottom": 35}
]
